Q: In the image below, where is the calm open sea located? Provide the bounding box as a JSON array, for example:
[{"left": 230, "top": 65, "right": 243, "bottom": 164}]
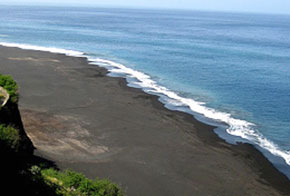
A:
[{"left": 0, "top": 6, "right": 289, "bottom": 177}]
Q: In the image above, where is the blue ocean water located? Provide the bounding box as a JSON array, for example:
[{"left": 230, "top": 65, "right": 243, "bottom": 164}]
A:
[{"left": 0, "top": 6, "right": 290, "bottom": 176}]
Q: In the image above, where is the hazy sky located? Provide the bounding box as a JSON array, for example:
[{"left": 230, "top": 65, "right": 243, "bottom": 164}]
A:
[{"left": 2, "top": 0, "right": 290, "bottom": 15}]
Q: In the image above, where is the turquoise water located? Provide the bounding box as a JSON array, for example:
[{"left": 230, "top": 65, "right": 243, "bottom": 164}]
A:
[{"left": 0, "top": 6, "right": 290, "bottom": 177}]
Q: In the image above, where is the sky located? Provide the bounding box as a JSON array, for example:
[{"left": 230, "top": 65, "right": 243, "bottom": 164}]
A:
[{"left": 2, "top": 0, "right": 290, "bottom": 15}]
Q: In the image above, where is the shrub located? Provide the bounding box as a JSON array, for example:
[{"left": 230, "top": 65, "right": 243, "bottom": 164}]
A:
[
  {"left": 41, "top": 168, "right": 123, "bottom": 196},
  {"left": 0, "top": 124, "right": 21, "bottom": 151},
  {"left": 0, "top": 74, "right": 18, "bottom": 103},
  {"left": 30, "top": 165, "right": 42, "bottom": 176}
]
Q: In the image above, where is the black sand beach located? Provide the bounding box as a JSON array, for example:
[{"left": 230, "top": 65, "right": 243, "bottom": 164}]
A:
[{"left": 0, "top": 46, "right": 289, "bottom": 195}]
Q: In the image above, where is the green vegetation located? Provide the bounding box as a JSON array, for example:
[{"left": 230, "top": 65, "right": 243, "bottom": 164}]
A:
[
  {"left": 0, "top": 124, "right": 20, "bottom": 151},
  {"left": 0, "top": 75, "right": 22, "bottom": 152},
  {"left": 0, "top": 74, "right": 18, "bottom": 103},
  {"left": 29, "top": 166, "right": 123, "bottom": 196}
]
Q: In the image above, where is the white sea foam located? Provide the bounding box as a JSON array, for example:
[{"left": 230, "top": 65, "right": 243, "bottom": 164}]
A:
[
  {"left": 0, "top": 42, "right": 84, "bottom": 57},
  {"left": 1, "top": 41, "right": 289, "bottom": 166},
  {"left": 89, "top": 57, "right": 290, "bottom": 166}
]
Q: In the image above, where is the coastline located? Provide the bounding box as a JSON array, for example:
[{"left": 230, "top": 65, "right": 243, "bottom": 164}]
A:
[
  {"left": 2, "top": 42, "right": 290, "bottom": 172},
  {"left": 1, "top": 42, "right": 289, "bottom": 171},
  {"left": 0, "top": 45, "right": 289, "bottom": 195}
]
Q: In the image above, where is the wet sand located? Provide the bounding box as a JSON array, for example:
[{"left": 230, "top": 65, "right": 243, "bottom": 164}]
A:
[{"left": 0, "top": 45, "right": 289, "bottom": 195}]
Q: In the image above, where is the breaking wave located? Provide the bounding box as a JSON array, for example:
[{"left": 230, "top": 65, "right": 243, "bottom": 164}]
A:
[{"left": 1, "top": 41, "right": 289, "bottom": 166}]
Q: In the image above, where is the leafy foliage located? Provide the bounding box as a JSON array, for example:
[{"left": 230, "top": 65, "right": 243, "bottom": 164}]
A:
[
  {"left": 0, "top": 124, "right": 21, "bottom": 151},
  {"left": 0, "top": 74, "right": 18, "bottom": 103},
  {"left": 37, "top": 168, "right": 124, "bottom": 196}
]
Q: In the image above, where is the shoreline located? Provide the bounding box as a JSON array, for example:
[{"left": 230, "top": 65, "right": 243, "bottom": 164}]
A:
[
  {"left": 1, "top": 45, "right": 290, "bottom": 195},
  {"left": 1, "top": 42, "right": 289, "bottom": 171}
]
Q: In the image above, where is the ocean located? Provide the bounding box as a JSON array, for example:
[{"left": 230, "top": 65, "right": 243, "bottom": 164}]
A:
[{"left": 0, "top": 5, "right": 289, "bottom": 177}]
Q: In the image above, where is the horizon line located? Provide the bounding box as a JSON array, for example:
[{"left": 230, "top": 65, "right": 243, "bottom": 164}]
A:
[{"left": 1, "top": 3, "right": 290, "bottom": 16}]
